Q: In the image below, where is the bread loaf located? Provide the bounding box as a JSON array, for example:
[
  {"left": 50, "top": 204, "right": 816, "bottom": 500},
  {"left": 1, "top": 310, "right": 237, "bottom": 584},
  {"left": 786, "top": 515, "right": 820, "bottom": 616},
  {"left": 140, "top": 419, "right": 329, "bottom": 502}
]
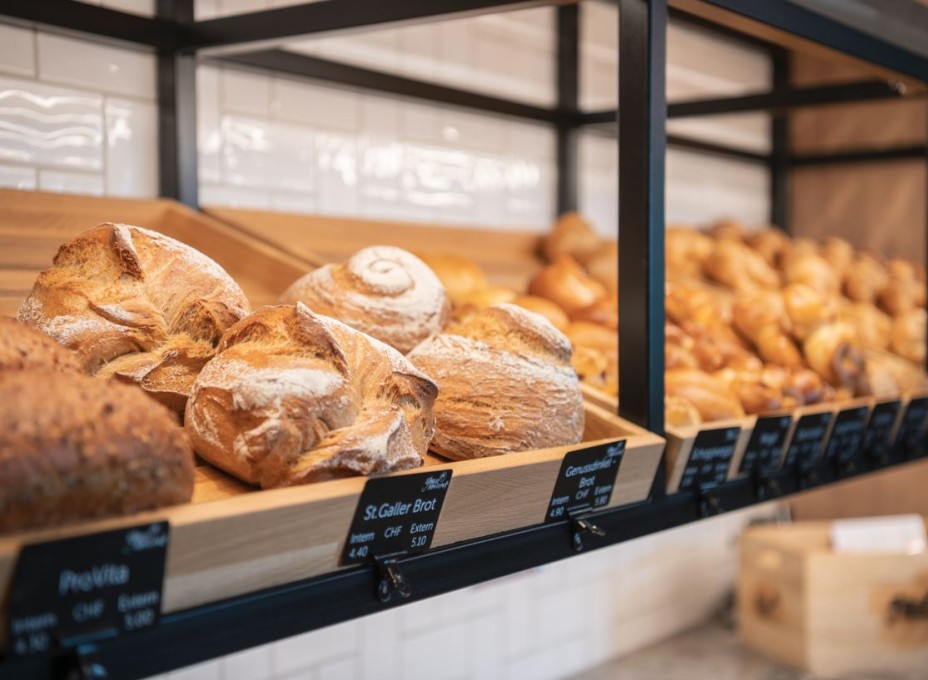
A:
[
  {"left": 0, "top": 316, "right": 85, "bottom": 374},
  {"left": 409, "top": 304, "right": 584, "bottom": 460},
  {"left": 185, "top": 303, "right": 438, "bottom": 487},
  {"left": 17, "top": 224, "right": 250, "bottom": 414},
  {"left": 541, "top": 212, "right": 600, "bottom": 263},
  {"left": 0, "top": 370, "right": 194, "bottom": 533},
  {"left": 416, "top": 253, "right": 488, "bottom": 304},
  {"left": 511, "top": 295, "right": 569, "bottom": 331},
  {"left": 279, "top": 246, "right": 450, "bottom": 354}
]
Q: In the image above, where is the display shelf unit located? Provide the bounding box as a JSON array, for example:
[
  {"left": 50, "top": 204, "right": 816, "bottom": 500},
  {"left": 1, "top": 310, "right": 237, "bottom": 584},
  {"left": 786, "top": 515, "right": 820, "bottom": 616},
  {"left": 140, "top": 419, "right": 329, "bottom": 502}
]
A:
[{"left": 0, "top": 1, "right": 927, "bottom": 678}]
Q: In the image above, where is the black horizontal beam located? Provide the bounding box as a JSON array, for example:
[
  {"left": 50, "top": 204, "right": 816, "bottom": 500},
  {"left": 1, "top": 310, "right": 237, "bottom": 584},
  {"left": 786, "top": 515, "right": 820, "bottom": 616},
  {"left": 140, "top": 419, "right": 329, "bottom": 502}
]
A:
[
  {"left": 0, "top": 0, "right": 180, "bottom": 50},
  {"left": 667, "top": 134, "right": 770, "bottom": 163},
  {"left": 214, "top": 49, "right": 561, "bottom": 123},
  {"left": 668, "top": 80, "right": 909, "bottom": 118},
  {"left": 182, "top": 0, "right": 559, "bottom": 51},
  {"left": 791, "top": 145, "right": 927, "bottom": 166}
]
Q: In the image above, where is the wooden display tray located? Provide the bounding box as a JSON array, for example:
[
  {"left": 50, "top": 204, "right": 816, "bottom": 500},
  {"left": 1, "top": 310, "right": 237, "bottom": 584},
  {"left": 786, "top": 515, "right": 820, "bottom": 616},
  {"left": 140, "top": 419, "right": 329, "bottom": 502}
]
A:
[
  {"left": 739, "top": 518, "right": 928, "bottom": 677},
  {"left": 0, "top": 401, "right": 663, "bottom": 618}
]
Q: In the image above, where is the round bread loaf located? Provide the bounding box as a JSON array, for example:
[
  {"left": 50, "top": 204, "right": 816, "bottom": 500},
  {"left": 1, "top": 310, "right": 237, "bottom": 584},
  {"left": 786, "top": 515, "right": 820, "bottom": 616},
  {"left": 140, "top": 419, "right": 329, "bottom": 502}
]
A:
[
  {"left": 185, "top": 303, "right": 438, "bottom": 488},
  {"left": 279, "top": 246, "right": 451, "bottom": 354},
  {"left": 0, "top": 370, "right": 195, "bottom": 534},
  {"left": 409, "top": 303, "right": 585, "bottom": 460},
  {"left": 17, "top": 223, "right": 251, "bottom": 414},
  {"left": 541, "top": 212, "right": 600, "bottom": 263},
  {"left": 0, "top": 316, "right": 85, "bottom": 374}
]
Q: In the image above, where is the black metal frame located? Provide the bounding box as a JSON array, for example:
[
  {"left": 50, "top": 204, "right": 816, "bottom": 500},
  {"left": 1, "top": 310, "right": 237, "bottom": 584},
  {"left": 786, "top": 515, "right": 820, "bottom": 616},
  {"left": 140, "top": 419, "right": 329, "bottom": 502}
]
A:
[{"left": 1, "top": 0, "right": 928, "bottom": 676}]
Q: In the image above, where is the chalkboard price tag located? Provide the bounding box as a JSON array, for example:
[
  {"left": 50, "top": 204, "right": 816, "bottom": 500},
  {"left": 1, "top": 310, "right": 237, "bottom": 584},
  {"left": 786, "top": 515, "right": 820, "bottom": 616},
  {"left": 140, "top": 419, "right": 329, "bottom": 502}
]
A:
[
  {"left": 822, "top": 406, "right": 869, "bottom": 464},
  {"left": 739, "top": 415, "right": 792, "bottom": 476},
  {"left": 6, "top": 522, "right": 169, "bottom": 657},
  {"left": 340, "top": 470, "right": 452, "bottom": 566},
  {"left": 783, "top": 412, "right": 833, "bottom": 471},
  {"left": 679, "top": 427, "right": 740, "bottom": 492},
  {"left": 864, "top": 400, "right": 901, "bottom": 463},
  {"left": 545, "top": 440, "right": 625, "bottom": 522},
  {"left": 896, "top": 398, "right": 928, "bottom": 458}
]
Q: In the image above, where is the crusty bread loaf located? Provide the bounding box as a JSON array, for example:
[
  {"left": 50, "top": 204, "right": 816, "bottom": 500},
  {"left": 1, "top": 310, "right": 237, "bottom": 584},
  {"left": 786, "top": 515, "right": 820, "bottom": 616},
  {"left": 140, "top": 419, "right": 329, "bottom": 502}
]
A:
[
  {"left": 0, "top": 316, "right": 85, "bottom": 374},
  {"left": 17, "top": 223, "right": 250, "bottom": 414},
  {"left": 0, "top": 370, "right": 194, "bottom": 534},
  {"left": 185, "top": 303, "right": 438, "bottom": 488},
  {"left": 409, "top": 304, "right": 584, "bottom": 460},
  {"left": 279, "top": 246, "right": 450, "bottom": 354}
]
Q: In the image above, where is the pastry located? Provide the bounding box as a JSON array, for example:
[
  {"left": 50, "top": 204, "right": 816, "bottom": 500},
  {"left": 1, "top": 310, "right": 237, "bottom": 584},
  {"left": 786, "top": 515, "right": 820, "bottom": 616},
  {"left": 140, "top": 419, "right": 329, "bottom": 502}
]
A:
[
  {"left": 528, "top": 255, "right": 606, "bottom": 314},
  {"left": 565, "top": 321, "right": 618, "bottom": 355},
  {"left": 707, "top": 219, "right": 746, "bottom": 241},
  {"left": 665, "top": 396, "right": 702, "bottom": 428},
  {"left": 511, "top": 295, "right": 569, "bottom": 331},
  {"left": 665, "top": 369, "right": 745, "bottom": 421},
  {"left": 820, "top": 237, "right": 854, "bottom": 277},
  {"left": 714, "top": 367, "right": 791, "bottom": 415},
  {"left": 541, "top": 212, "right": 601, "bottom": 263},
  {"left": 747, "top": 228, "right": 790, "bottom": 267},
  {"left": 416, "top": 253, "right": 488, "bottom": 305},
  {"left": 703, "top": 240, "right": 780, "bottom": 294},
  {"left": 843, "top": 254, "right": 888, "bottom": 304},
  {"left": 890, "top": 308, "right": 926, "bottom": 365},
  {"left": 583, "top": 242, "right": 618, "bottom": 294},
  {"left": 782, "top": 283, "right": 837, "bottom": 341},
  {"left": 17, "top": 224, "right": 250, "bottom": 414},
  {"left": 782, "top": 251, "right": 840, "bottom": 295},
  {"left": 838, "top": 302, "right": 891, "bottom": 350},
  {"left": 569, "top": 294, "right": 618, "bottom": 330},
  {"left": 0, "top": 316, "right": 85, "bottom": 374},
  {"left": 0, "top": 370, "right": 194, "bottom": 533},
  {"left": 803, "top": 321, "right": 867, "bottom": 394},
  {"left": 454, "top": 286, "right": 518, "bottom": 321},
  {"left": 186, "top": 303, "right": 438, "bottom": 488},
  {"left": 732, "top": 292, "right": 803, "bottom": 368},
  {"left": 666, "top": 226, "right": 713, "bottom": 282},
  {"left": 280, "top": 246, "right": 450, "bottom": 354},
  {"left": 409, "top": 304, "right": 584, "bottom": 460}
]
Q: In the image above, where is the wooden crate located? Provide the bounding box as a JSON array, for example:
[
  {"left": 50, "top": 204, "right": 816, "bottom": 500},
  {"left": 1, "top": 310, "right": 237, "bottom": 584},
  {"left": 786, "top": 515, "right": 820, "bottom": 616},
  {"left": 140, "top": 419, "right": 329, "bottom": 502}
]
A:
[
  {"left": 0, "top": 189, "right": 314, "bottom": 314},
  {"left": 739, "top": 520, "right": 928, "bottom": 677}
]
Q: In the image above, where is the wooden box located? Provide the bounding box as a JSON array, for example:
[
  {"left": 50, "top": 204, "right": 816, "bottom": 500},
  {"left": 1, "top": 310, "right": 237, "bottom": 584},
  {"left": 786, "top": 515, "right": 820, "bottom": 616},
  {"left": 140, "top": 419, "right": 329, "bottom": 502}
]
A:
[{"left": 739, "top": 520, "right": 928, "bottom": 677}]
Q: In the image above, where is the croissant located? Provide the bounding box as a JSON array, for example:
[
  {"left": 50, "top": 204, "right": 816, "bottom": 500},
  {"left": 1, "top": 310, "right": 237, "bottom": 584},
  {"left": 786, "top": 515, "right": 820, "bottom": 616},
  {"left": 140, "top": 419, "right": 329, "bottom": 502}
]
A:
[
  {"left": 782, "top": 283, "right": 837, "bottom": 341},
  {"left": 17, "top": 223, "right": 251, "bottom": 414},
  {"left": 528, "top": 255, "right": 606, "bottom": 314},
  {"left": 703, "top": 240, "right": 780, "bottom": 294},
  {"left": 714, "top": 367, "right": 790, "bottom": 415},
  {"left": 583, "top": 241, "right": 618, "bottom": 294},
  {"left": 665, "top": 369, "right": 745, "bottom": 421},
  {"left": 890, "top": 308, "right": 926, "bottom": 365},
  {"left": 416, "top": 253, "right": 488, "bottom": 305},
  {"left": 843, "top": 254, "right": 888, "bottom": 304},
  {"left": 803, "top": 321, "right": 867, "bottom": 394},
  {"left": 565, "top": 321, "right": 618, "bottom": 356},
  {"left": 666, "top": 226, "right": 713, "bottom": 282},
  {"left": 409, "top": 304, "right": 584, "bottom": 460},
  {"left": 186, "top": 303, "right": 438, "bottom": 487},
  {"left": 820, "top": 237, "right": 855, "bottom": 278},
  {"left": 879, "top": 278, "right": 923, "bottom": 316},
  {"left": 838, "top": 301, "right": 891, "bottom": 350},
  {"left": 783, "top": 251, "right": 840, "bottom": 296},
  {"left": 865, "top": 348, "right": 928, "bottom": 395},
  {"left": 665, "top": 396, "right": 702, "bottom": 428},
  {"left": 280, "top": 246, "right": 451, "bottom": 354},
  {"left": 747, "top": 228, "right": 790, "bottom": 266},
  {"left": 707, "top": 219, "right": 746, "bottom": 241},
  {"left": 569, "top": 294, "right": 618, "bottom": 330},
  {"left": 541, "top": 212, "right": 601, "bottom": 263},
  {"left": 732, "top": 291, "right": 803, "bottom": 368}
]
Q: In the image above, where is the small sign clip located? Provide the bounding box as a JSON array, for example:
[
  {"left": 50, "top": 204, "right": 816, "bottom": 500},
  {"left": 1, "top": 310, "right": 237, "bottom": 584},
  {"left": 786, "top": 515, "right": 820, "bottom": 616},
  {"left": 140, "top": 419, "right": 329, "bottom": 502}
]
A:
[
  {"left": 697, "top": 487, "right": 723, "bottom": 518},
  {"left": 570, "top": 514, "right": 605, "bottom": 552},
  {"left": 65, "top": 644, "right": 109, "bottom": 680},
  {"left": 375, "top": 557, "right": 411, "bottom": 603}
]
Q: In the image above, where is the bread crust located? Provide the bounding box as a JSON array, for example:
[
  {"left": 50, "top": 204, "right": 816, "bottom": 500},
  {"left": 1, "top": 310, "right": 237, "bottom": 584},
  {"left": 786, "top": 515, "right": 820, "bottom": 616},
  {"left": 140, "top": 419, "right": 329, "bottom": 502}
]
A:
[
  {"left": 0, "top": 316, "right": 85, "bottom": 374},
  {"left": 185, "top": 303, "right": 438, "bottom": 488},
  {"left": 0, "top": 370, "right": 194, "bottom": 533}
]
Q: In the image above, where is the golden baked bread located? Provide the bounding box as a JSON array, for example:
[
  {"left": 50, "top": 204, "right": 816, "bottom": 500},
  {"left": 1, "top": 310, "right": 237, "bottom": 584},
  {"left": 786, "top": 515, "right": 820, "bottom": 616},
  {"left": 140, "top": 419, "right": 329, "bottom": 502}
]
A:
[
  {"left": 838, "top": 301, "right": 891, "bottom": 350},
  {"left": 17, "top": 223, "right": 250, "bottom": 414},
  {"left": 732, "top": 291, "right": 803, "bottom": 368},
  {"left": 280, "top": 246, "right": 450, "bottom": 354},
  {"left": 665, "top": 396, "right": 702, "bottom": 428},
  {"left": 782, "top": 251, "right": 840, "bottom": 295},
  {"left": 843, "top": 254, "right": 888, "bottom": 304},
  {"left": 569, "top": 294, "right": 618, "bottom": 330},
  {"left": 565, "top": 321, "right": 618, "bottom": 355},
  {"left": 665, "top": 369, "right": 745, "bottom": 421},
  {"left": 0, "top": 370, "right": 194, "bottom": 533},
  {"left": 186, "top": 304, "right": 437, "bottom": 487},
  {"left": 416, "top": 253, "right": 488, "bottom": 304},
  {"left": 511, "top": 295, "right": 570, "bottom": 331},
  {"left": 707, "top": 219, "right": 746, "bottom": 241},
  {"left": 409, "top": 304, "right": 584, "bottom": 460},
  {"left": 714, "top": 367, "right": 790, "bottom": 415},
  {"left": 803, "top": 321, "right": 867, "bottom": 394},
  {"left": 865, "top": 348, "right": 928, "bottom": 395},
  {"left": 703, "top": 240, "right": 780, "bottom": 294},
  {"left": 541, "top": 212, "right": 600, "bottom": 263},
  {"left": 879, "top": 277, "right": 922, "bottom": 316},
  {"left": 666, "top": 226, "right": 713, "bottom": 282},
  {"left": 0, "top": 316, "right": 85, "bottom": 374},
  {"left": 747, "top": 228, "right": 790, "bottom": 266},
  {"left": 890, "top": 308, "right": 926, "bottom": 365},
  {"left": 454, "top": 285, "right": 518, "bottom": 321},
  {"left": 781, "top": 283, "right": 837, "bottom": 341},
  {"left": 820, "top": 237, "right": 854, "bottom": 277},
  {"left": 583, "top": 241, "right": 618, "bottom": 294},
  {"left": 528, "top": 255, "right": 606, "bottom": 314}
]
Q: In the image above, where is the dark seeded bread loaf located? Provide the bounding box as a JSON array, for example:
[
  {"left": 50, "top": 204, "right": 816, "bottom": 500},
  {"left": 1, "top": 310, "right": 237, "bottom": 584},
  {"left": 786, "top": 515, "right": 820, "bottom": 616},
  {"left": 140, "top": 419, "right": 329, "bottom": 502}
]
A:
[{"left": 0, "top": 316, "right": 85, "bottom": 374}]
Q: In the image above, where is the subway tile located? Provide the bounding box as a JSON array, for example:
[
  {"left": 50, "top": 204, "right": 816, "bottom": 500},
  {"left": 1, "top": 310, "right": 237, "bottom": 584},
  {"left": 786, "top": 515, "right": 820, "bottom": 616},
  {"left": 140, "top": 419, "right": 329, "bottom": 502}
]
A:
[
  {"left": 37, "top": 33, "right": 155, "bottom": 99},
  {"left": 438, "top": 109, "right": 504, "bottom": 154},
  {"left": 197, "top": 65, "right": 222, "bottom": 184},
  {"left": 434, "top": 582, "right": 500, "bottom": 624},
  {"left": 195, "top": 0, "right": 221, "bottom": 19},
  {"left": 219, "top": 0, "right": 269, "bottom": 16},
  {"left": 504, "top": 638, "right": 586, "bottom": 680},
  {"left": 0, "top": 164, "right": 37, "bottom": 190},
  {"left": 358, "top": 608, "right": 400, "bottom": 680},
  {"left": 269, "top": 189, "right": 316, "bottom": 214},
  {"left": 437, "top": 20, "right": 475, "bottom": 87},
  {"left": 316, "top": 656, "right": 359, "bottom": 680},
  {"left": 0, "top": 76, "right": 103, "bottom": 171},
  {"left": 271, "top": 620, "right": 358, "bottom": 676},
  {"left": 397, "top": 23, "right": 439, "bottom": 81},
  {"left": 360, "top": 96, "right": 399, "bottom": 139},
  {"left": 105, "top": 97, "right": 157, "bottom": 197},
  {"left": 199, "top": 183, "right": 270, "bottom": 210},
  {"left": 314, "top": 131, "right": 358, "bottom": 216},
  {"left": 38, "top": 170, "right": 104, "bottom": 196},
  {"left": 470, "top": 611, "right": 504, "bottom": 680},
  {"left": 270, "top": 79, "right": 360, "bottom": 132},
  {"left": 102, "top": 0, "right": 155, "bottom": 16},
  {"left": 220, "top": 645, "right": 272, "bottom": 680},
  {"left": 501, "top": 570, "right": 535, "bottom": 660},
  {"left": 167, "top": 660, "right": 222, "bottom": 680},
  {"left": 399, "top": 596, "right": 440, "bottom": 635},
  {"left": 0, "top": 24, "right": 35, "bottom": 78},
  {"left": 399, "top": 619, "right": 472, "bottom": 680},
  {"left": 221, "top": 69, "right": 270, "bottom": 116},
  {"left": 401, "top": 102, "right": 440, "bottom": 143},
  {"left": 220, "top": 116, "right": 314, "bottom": 192}
]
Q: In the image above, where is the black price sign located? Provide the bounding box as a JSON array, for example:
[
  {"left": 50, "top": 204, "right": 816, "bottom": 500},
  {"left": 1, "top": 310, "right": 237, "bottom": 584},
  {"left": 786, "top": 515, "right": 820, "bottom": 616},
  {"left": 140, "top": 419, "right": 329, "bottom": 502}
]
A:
[
  {"left": 822, "top": 406, "right": 869, "bottom": 464},
  {"left": 545, "top": 440, "right": 625, "bottom": 522},
  {"left": 864, "top": 400, "right": 901, "bottom": 462},
  {"left": 739, "top": 415, "right": 792, "bottom": 476},
  {"left": 679, "top": 427, "right": 740, "bottom": 492},
  {"left": 896, "top": 398, "right": 928, "bottom": 457},
  {"left": 783, "top": 412, "right": 833, "bottom": 471},
  {"left": 340, "top": 470, "right": 451, "bottom": 566},
  {"left": 5, "top": 522, "right": 169, "bottom": 657}
]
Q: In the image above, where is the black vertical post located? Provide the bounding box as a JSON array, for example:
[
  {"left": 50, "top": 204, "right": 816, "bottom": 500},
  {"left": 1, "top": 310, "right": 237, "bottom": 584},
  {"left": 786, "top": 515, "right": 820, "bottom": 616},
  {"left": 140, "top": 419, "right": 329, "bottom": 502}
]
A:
[
  {"left": 556, "top": 4, "right": 579, "bottom": 214},
  {"left": 770, "top": 49, "right": 791, "bottom": 231},
  {"left": 618, "top": 0, "right": 666, "bottom": 437},
  {"left": 157, "top": 0, "right": 198, "bottom": 208}
]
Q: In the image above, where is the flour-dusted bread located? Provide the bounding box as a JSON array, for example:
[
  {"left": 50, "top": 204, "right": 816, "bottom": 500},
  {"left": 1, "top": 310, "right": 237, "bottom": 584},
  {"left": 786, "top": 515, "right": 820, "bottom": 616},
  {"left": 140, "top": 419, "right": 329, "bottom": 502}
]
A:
[
  {"left": 408, "top": 303, "right": 585, "bottom": 460},
  {"left": 17, "top": 224, "right": 251, "bottom": 414},
  {"left": 0, "top": 316, "right": 85, "bottom": 374},
  {"left": 0, "top": 370, "right": 195, "bottom": 534},
  {"left": 279, "top": 246, "right": 451, "bottom": 354},
  {"left": 185, "top": 303, "right": 438, "bottom": 488}
]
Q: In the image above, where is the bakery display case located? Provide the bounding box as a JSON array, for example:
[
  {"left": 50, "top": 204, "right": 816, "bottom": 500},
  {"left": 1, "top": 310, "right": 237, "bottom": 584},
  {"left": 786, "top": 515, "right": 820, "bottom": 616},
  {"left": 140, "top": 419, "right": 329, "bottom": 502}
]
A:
[{"left": 0, "top": 0, "right": 927, "bottom": 679}]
